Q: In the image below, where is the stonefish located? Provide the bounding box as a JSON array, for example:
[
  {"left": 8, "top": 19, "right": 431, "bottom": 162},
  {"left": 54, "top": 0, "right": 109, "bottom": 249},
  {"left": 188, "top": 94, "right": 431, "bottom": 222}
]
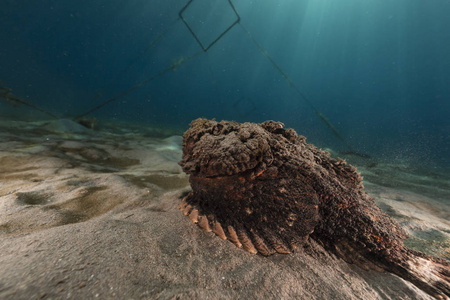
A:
[{"left": 179, "top": 118, "right": 449, "bottom": 299}]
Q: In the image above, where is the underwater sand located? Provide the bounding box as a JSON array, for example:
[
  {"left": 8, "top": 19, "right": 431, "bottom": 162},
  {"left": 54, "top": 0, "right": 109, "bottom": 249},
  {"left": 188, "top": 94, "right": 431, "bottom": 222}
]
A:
[{"left": 0, "top": 119, "right": 448, "bottom": 299}]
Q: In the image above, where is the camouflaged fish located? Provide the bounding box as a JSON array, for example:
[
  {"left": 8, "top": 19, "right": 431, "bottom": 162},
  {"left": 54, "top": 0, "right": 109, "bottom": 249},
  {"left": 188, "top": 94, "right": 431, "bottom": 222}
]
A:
[{"left": 179, "top": 118, "right": 449, "bottom": 299}]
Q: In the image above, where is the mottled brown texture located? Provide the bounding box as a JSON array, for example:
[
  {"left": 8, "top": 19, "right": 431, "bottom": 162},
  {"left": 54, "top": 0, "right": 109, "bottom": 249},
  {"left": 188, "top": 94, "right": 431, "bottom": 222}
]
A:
[{"left": 179, "top": 118, "right": 450, "bottom": 299}]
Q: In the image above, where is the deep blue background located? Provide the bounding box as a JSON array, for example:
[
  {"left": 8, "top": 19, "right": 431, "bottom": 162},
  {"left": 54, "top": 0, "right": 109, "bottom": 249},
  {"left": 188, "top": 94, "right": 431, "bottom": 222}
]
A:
[{"left": 1, "top": 0, "right": 449, "bottom": 169}]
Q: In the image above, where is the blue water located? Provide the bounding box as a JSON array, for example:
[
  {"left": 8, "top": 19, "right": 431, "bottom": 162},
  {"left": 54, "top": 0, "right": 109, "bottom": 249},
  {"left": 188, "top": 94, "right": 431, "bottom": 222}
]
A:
[{"left": 1, "top": 0, "right": 449, "bottom": 169}]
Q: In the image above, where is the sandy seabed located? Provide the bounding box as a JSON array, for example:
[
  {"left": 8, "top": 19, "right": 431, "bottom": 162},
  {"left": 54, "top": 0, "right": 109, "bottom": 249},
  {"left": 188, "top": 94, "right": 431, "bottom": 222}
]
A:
[{"left": 0, "top": 119, "right": 448, "bottom": 299}]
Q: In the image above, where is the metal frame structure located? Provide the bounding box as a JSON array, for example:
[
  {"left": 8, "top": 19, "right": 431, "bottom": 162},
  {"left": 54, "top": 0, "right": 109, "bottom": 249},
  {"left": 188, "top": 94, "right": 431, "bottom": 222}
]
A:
[{"left": 179, "top": 0, "right": 240, "bottom": 52}]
